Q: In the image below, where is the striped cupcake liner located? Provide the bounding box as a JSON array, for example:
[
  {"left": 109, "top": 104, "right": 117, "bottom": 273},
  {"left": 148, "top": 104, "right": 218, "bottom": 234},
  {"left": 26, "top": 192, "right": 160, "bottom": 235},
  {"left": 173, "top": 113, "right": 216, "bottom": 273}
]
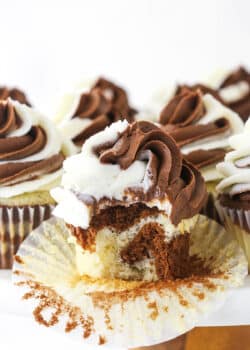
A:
[{"left": 0, "top": 204, "right": 53, "bottom": 269}]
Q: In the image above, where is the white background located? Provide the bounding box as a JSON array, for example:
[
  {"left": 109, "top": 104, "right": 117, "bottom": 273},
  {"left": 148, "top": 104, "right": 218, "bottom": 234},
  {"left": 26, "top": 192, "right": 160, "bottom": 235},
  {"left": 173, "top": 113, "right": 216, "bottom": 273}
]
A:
[
  {"left": 1, "top": 0, "right": 250, "bottom": 115},
  {"left": 0, "top": 0, "right": 250, "bottom": 349}
]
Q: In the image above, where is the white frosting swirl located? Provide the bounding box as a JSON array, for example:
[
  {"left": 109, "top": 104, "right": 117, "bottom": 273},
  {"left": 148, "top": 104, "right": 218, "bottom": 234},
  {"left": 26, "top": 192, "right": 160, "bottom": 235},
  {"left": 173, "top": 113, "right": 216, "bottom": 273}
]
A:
[
  {"left": 219, "top": 81, "right": 250, "bottom": 104},
  {"left": 217, "top": 118, "right": 250, "bottom": 195}
]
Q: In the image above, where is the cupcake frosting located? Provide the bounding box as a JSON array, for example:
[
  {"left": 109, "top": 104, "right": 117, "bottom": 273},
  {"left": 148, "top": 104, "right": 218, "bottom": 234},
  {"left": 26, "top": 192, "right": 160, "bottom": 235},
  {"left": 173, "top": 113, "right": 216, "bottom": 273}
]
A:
[
  {"left": 51, "top": 120, "right": 207, "bottom": 228},
  {"left": 0, "top": 99, "right": 72, "bottom": 198},
  {"left": 217, "top": 118, "right": 250, "bottom": 202},
  {"left": 0, "top": 86, "right": 30, "bottom": 105},
  {"left": 159, "top": 88, "right": 244, "bottom": 181},
  {"left": 218, "top": 67, "right": 250, "bottom": 122},
  {"left": 55, "top": 77, "right": 136, "bottom": 148}
]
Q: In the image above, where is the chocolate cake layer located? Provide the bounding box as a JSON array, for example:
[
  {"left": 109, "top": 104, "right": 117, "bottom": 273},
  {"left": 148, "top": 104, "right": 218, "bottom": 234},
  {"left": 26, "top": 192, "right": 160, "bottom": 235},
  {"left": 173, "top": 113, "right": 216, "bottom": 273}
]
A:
[
  {"left": 68, "top": 203, "right": 160, "bottom": 251},
  {"left": 121, "top": 222, "right": 190, "bottom": 280}
]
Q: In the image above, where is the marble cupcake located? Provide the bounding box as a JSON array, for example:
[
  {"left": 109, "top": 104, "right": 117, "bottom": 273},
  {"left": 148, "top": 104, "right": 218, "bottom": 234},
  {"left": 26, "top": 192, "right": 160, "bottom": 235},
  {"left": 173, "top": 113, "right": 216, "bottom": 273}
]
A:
[
  {"left": 13, "top": 120, "right": 248, "bottom": 347},
  {"left": 54, "top": 77, "right": 136, "bottom": 150},
  {"left": 51, "top": 120, "right": 207, "bottom": 281},
  {"left": 217, "top": 118, "right": 250, "bottom": 267},
  {"left": 0, "top": 98, "right": 72, "bottom": 268},
  {"left": 217, "top": 66, "right": 250, "bottom": 122},
  {"left": 0, "top": 86, "right": 31, "bottom": 105},
  {"left": 158, "top": 87, "right": 244, "bottom": 221}
]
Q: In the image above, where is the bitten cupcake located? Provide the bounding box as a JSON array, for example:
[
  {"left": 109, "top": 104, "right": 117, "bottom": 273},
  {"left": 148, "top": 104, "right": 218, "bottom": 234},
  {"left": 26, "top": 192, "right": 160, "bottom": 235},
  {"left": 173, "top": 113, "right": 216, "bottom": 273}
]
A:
[
  {"left": 218, "top": 66, "right": 250, "bottom": 122},
  {"left": 14, "top": 119, "right": 247, "bottom": 348},
  {"left": 158, "top": 87, "right": 244, "bottom": 221},
  {"left": 54, "top": 77, "right": 136, "bottom": 150},
  {"left": 51, "top": 120, "right": 207, "bottom": 281},
  {"left": 217, "top": 118, "right": 250, "bottom": 267},
  {"left": 0, "top": 98, "right": 72, "bottom": 268},
  {"left": 0, "top": 86, "right": 31, "bottom": 105}
]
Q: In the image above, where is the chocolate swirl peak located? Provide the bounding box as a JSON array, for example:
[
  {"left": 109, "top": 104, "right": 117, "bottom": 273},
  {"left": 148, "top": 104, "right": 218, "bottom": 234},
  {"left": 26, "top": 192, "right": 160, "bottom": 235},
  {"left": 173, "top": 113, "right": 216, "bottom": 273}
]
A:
[
  {"left": 218, "top": 66, "right": 250, "bottom": 122},
  {"left": 52, "top": 120, "right": 207, "bottom": 227},
  {"left": 0, "top": 86, "right": 30, "bottom": 106},
  {"left": 57, "top": 78, "right": 136, "bottom": 148},
  {"left": 159, "top": 88, "right": 244, "bottom": 181},
  {"left": 92, "top": 78, "right": 136, "bottom": 122},
  {"left": 176, "top": 84, "right": 223, "bottom": 104},
  {"left": 0, "top": 99, "right": 66, "bottom": 198},
  {"left": 159, "top": 88, "right": 204, "bottom": 127}
]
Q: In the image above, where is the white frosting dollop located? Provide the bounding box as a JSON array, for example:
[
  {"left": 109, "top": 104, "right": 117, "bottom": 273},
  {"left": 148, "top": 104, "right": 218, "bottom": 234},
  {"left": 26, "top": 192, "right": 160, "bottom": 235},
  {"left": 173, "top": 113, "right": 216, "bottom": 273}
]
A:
[
  {"left": 219, "top": 81, "right": 250, "bottom": 103},
  {"left": 51, "top": 120, "right": 172, "bottom": 229},
  {"left": 217, "top": 118, "right": 250, "bottom": 195},
  {"left": 0, "top": 100, "right": 74, "bottom": 198}
]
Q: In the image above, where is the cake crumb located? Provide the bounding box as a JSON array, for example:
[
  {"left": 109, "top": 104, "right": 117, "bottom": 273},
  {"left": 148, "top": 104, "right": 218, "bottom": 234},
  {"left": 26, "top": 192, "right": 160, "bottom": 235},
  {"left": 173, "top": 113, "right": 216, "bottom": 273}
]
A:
[
  {"left": 148, "top": 301, "right": 159, "bottom": 320},
  {"left": 99, "top": 335, "right": 106, "bottom": 345}
]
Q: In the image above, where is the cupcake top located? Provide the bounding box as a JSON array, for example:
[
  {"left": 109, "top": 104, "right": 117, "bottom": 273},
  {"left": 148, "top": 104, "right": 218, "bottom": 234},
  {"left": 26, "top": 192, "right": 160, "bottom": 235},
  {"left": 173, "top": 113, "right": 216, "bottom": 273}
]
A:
[
  {"left": 159, "top": 88, "right": 244, "bottom": 182},
  {"left": 0, "top": 86, "right": 31, "bottom": 105},
  {"left": 55, "top": 77, "right": 136, "bottom": 149},
  {"left": 51, "top": 120, "right": 207, "bottom": 228},
  {"left": 0, "top": 98, "right": 72, "bottom": 199},
  {"left": 217, "top": 118, "right": 250, "bottom": 208},
  {"left": 218, "top": 67, "right": 250, "bottom": 122}
]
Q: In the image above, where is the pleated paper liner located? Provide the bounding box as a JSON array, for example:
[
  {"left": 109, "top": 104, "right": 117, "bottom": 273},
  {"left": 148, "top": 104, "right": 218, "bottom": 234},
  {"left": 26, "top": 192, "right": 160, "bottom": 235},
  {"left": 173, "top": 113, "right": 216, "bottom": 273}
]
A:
[
  {"left": 216, "top": 202, "right": 250, "bottom": 268},
  {"left": 13, "top": 215, "right": 247, "bottom": 348},
  {"left": 0, "top": 204, "right": 53, "bottom": 269}
]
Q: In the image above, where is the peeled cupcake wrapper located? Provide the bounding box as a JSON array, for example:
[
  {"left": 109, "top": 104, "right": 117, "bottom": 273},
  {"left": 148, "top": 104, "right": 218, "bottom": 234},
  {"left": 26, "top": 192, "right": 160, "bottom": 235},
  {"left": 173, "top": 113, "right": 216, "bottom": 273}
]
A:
[
  {"left": 216, "top": 201, "right": 250, "bottom": 267},
  {"left": 0, "top": 204, "right": 53, "bottom": 269},
  {"left": 13, "top": 215, "right": 247, "bottom": 348}
]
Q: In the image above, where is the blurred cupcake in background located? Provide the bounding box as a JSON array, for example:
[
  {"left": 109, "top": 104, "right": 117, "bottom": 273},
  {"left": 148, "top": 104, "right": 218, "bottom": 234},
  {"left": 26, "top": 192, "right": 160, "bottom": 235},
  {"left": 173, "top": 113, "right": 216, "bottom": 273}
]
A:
[
  {"left": 0, "top": 86, "right": 31, "bottom": 105},
  {"left": 217, "top": 66, "right": 250, "bottom": 122},
  {"left": 217, "top": 118, "right": 250, "bottom": 268},
  {"left": 54, "top": 77, "right": 137, "bottom": 151},
  {"left": 0, "top": 98, "right": 73, "bottom": 268},
  {"left": 158, "top": 87, "right": 244, "bottom": 221}
]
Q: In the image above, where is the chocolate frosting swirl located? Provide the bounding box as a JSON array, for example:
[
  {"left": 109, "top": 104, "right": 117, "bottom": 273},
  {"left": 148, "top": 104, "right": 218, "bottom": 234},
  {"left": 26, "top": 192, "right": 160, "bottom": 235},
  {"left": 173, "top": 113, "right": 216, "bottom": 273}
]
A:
[
  {"left": 72, "top": 78, "right": 136, "bottom": 146},
  {"left": 219, "top": 66, "right": 250, "bottom": 121},
  {"left": 93, "top": 78, "right": 136, "bottom": 122},
  {"left": 0, "top": 100, "right": 63, "bottom": 187},
  {"left": 0, "top": 86, "right": 30, "bottom": 105},
  {"left": 96, "top": 121, "right": 207, "bottom": 225},
  {"left": 159, "top": 88, "right": 229, "bottom": 169},
  {"left": 176, "top": 84, "right": 223, "bottom": 104}
]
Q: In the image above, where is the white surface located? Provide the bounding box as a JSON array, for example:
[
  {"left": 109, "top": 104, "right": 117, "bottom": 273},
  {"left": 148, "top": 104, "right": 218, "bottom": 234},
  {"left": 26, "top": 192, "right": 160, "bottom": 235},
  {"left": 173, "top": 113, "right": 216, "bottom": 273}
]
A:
[{"left": 0, "top": 271, "right": 250, "bottom": 349}]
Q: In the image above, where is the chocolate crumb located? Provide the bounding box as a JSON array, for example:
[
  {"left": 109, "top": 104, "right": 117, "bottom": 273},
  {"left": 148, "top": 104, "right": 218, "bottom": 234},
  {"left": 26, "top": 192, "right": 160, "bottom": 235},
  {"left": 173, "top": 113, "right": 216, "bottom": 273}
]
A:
[{"left": 98, "top": 335, "right": 106, "bottom": 345}]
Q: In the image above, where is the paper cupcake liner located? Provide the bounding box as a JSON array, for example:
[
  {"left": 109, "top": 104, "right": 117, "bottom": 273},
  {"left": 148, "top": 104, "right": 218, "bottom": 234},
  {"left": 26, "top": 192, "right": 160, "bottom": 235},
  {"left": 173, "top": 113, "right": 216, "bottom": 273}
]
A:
[
  {"left": 0, "top": 204, "right": 53, "bottom": 269},
  {"left": 200, "top": 181, "right": 221, "bottom": 224},
  {"left": 216, "top": 202, "right": 250, "bottom": 268},
  {"left": 13, "top": 215, "right": 247, "bottom": 348}
]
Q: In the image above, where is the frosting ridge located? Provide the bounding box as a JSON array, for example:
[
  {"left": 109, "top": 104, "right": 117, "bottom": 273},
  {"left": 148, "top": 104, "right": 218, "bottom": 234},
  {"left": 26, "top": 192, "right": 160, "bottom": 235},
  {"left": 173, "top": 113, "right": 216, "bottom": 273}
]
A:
[{"left": 159, "top": 88, "right": 244, "bottom": 181}]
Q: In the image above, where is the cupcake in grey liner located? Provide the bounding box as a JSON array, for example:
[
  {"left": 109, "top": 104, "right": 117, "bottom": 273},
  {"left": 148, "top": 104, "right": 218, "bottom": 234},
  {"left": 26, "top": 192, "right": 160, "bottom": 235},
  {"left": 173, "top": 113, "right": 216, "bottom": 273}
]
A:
[
  {"left": 0, "top": 98, "right": 73, "bottom": 268},
  {"left": 216, "top": 118, "right": 250, "bottom": 268}
]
